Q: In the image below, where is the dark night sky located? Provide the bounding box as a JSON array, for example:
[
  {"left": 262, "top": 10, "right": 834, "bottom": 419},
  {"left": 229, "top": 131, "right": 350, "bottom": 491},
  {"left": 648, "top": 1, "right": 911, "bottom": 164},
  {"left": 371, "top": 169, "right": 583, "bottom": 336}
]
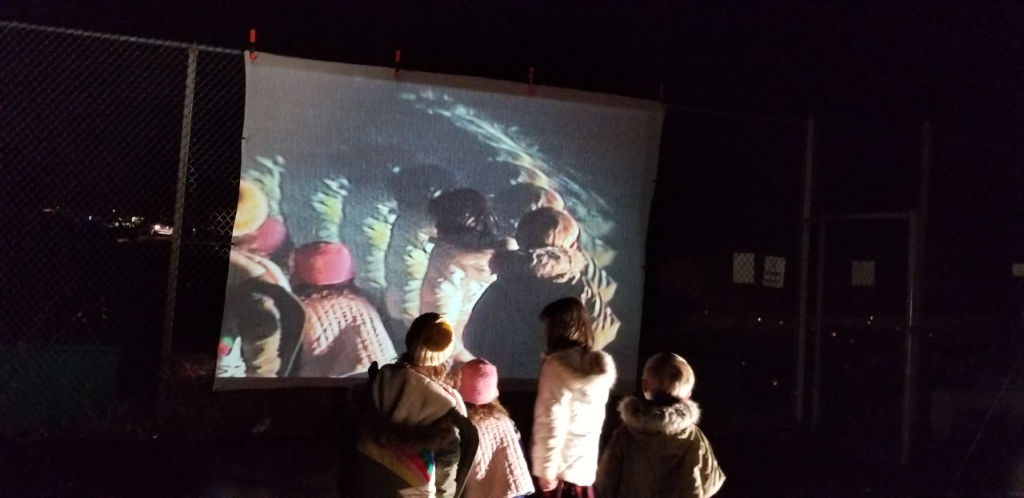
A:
[
  {"left": 2, "top": 1, "right": 1020, "bottom": 126},
  {"left": 3, "top": 0, "right": 1022, "bottom": 318}
]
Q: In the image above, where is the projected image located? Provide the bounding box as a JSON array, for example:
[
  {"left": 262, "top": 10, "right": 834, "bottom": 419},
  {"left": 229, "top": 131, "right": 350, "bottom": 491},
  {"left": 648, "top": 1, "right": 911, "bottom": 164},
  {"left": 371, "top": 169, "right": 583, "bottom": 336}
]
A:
[{"left": 216, "top": 54, "right": 662, "bottom": 385}]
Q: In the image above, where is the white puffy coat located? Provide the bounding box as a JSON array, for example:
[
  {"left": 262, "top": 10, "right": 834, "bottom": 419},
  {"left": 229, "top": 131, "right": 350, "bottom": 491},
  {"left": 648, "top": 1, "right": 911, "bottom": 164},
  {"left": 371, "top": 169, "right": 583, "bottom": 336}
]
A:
[{"left": 531, "top": 348, "right": 617, "bottom": 486}]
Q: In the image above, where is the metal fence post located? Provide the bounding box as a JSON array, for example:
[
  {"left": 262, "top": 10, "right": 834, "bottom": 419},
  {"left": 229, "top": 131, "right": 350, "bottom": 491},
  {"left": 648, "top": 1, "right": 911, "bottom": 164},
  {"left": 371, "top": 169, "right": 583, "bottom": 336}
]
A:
[
  {"left": 901, "top": 122, "right": 931, "bottom": 464},
  {"left": 796, "top": 117, "right": 815, "bottom": 423},
  {"left": 159, "top": 45, "right": 199, "bottom": 422},
  {"left": 902, "top": 212, "right": 918, "bottom": 464},
  {"left": 811, "top": 217, "right": 827, "bottom": 430}
]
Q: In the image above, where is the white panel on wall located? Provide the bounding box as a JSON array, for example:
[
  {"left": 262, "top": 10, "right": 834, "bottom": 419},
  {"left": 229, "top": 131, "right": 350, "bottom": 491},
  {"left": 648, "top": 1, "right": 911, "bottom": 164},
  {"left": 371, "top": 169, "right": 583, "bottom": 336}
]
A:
[{"left": 763, "top": 256, "right": 786, "bottom": 288}]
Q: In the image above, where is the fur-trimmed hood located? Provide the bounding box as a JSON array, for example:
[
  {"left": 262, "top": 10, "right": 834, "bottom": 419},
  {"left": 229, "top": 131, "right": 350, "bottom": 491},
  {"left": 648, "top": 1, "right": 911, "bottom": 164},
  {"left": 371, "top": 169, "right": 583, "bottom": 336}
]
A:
[
  {"left": 546, "top": 347, "right": 615, "bottom": 379},
  {"left": 618, "top": 396, "right": 701, "bottom": 436},
  {"left": 595, "top": 396, "right": 725, "bottom": 498},
  {"left": 490, "top": 246, "right": 588, "bottom": 282}
]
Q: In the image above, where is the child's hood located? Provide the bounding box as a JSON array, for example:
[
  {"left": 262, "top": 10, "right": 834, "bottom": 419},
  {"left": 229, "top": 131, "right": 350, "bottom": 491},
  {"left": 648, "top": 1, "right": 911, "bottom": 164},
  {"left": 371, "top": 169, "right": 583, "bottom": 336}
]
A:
[
  {"left": 371, "top": 364, "right": 463, "bottom": 425},
  {"left": 618, "top": 395, "right": 701, "bottom": 440},
  {"left": 544, "top": 348, "right": 617, "bottom": 390}
]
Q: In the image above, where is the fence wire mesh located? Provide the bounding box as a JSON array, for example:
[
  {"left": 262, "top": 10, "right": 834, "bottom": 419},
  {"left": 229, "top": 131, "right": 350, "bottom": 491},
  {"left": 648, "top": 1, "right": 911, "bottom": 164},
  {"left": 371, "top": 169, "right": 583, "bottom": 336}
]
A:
[
  {"left": 0, "top": 21, "right": 937, "bottom": 446},
  {"left": 0, "top": 22, "right": 334, "bottom": 438},
  {"left": 0, "top": 22, "right": 191, "bottom": 436}
]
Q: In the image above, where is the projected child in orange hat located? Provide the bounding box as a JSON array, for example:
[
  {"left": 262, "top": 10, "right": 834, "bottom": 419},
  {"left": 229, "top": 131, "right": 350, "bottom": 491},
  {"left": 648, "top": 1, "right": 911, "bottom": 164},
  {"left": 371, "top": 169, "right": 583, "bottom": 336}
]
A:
[{"left": 216, "top": 180, "right": 306, "bottom": 378}]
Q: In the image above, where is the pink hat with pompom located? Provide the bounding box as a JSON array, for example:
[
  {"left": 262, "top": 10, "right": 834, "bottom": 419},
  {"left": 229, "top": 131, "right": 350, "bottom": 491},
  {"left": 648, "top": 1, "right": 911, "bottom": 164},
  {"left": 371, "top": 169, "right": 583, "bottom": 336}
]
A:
[{"left": 458, "top": 359, "right": 499, "bottom": 405}]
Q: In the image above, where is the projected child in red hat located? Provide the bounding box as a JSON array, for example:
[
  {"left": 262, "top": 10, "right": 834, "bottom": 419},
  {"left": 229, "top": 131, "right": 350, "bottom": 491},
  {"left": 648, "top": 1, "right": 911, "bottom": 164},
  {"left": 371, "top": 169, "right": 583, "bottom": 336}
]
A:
[{"left": 291, "top": 241, "right": 397, "bottom": 378}]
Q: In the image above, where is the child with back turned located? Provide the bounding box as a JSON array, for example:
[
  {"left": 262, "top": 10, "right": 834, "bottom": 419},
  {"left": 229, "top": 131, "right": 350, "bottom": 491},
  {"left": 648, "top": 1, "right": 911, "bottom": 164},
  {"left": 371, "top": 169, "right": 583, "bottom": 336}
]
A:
[
  {"left": 456, "top": 359, "right": 535, "bottom": 498},
  {"left": 531, "top": 297, "right": 617, "bottom": 498},
  {"left": 595, "top": 353, "right": 725, "bottom": 498}
]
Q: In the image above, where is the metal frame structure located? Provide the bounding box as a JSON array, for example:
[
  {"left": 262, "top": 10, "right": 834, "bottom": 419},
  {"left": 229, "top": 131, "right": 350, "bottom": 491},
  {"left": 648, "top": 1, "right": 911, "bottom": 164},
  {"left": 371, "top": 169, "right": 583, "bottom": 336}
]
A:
[
  {"left": 810, "top": 211, "right": 917, "bottom": 465},
  {"left": 796, "top": 121, "right": 931, "bottom": 465}
]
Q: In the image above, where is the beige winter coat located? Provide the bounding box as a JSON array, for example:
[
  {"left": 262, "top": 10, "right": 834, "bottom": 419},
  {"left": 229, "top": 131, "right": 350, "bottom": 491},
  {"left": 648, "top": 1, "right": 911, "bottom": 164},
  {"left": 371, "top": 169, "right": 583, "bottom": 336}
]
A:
[
  {"left": 531, "top": 348, "right": 617, "bottom": 486},
  {"left": 464, "top": 412, "right": 535, "bottom": 498},
  {"left": 356, "top": 364, "right": 477, "bottom": 498},
  {"left": 297, "top": 290, "right": 398, "bottom": 378},
  {"left": 594, "top": 396, "right": 725, "bottom": 498}
]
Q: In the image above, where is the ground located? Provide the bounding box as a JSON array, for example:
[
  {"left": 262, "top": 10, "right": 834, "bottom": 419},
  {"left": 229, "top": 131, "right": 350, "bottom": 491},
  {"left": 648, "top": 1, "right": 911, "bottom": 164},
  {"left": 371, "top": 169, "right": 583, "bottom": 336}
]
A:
[{"left": 2, "top": 426, "right": 1018, "bottom": 497}]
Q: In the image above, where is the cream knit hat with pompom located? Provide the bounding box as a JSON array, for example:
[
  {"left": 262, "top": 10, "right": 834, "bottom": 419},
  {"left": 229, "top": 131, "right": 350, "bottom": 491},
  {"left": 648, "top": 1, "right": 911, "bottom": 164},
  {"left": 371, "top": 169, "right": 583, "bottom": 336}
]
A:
[{"left": 405, "top": 313, "right": 455, "bottom": 367}]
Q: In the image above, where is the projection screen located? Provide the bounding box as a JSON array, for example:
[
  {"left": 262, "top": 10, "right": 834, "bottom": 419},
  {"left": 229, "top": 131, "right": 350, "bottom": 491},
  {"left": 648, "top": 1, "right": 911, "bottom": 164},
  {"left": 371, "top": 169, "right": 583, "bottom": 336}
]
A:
[{"left": 214, "top": 52, "right": 663, "bottom": 390}]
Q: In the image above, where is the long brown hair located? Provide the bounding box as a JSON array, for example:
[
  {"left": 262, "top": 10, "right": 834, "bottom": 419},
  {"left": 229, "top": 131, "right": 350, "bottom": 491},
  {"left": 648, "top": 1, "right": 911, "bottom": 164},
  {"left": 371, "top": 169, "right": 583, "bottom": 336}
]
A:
[
  {"left": 465, "top": 398, "right": 509, "bottom": 423},
  {"left": 540, "top": 297, "right": 594, "bottom": 354}
]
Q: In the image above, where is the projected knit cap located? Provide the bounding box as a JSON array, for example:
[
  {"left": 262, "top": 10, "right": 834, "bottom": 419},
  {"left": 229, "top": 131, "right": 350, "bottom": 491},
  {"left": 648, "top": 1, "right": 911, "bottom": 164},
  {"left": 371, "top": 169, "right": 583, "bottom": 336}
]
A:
[
  {"left": 293, "top": 242, "right": 355, "bottom": 286},
  {"left": 458, "top": 359, "right": 499, "bottom": 405},
  {"left": 234, "top": 179, "right": 270, "bottom": 238},
  {"left": 405, "top": 313, "right": 455, "bottom": 367}
]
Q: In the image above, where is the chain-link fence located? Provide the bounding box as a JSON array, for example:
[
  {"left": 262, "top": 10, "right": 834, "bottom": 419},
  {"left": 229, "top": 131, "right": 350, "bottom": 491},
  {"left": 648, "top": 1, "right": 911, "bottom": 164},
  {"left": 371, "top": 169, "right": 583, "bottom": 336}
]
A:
[
  {"left": 1, "top": 22, "right": 190, "bottom": 436},
  {"left": 0, "top": 22, "right": 334, "bottom": 439},
  {"left": 642, "top": 110, "right": 808, "bottom": 435},
  {"left": 0, "top": 21, "right": 950, "bottom": 449}
]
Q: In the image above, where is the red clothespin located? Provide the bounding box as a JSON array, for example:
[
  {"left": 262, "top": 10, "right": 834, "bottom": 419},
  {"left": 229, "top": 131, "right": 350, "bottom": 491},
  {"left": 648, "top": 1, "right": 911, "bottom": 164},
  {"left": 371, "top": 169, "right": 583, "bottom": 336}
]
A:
[
  {"left": 249, "top": 29, "right": 257, "bottom": 61},
  {"left": 658, "top": 83, "right": 665, "bottom": 109},
  {"left": 528, "top": 67, "right": 535, "bottom": 96},
  {"left": 394, "top": 50, "right": 401, "bottom": 80}
]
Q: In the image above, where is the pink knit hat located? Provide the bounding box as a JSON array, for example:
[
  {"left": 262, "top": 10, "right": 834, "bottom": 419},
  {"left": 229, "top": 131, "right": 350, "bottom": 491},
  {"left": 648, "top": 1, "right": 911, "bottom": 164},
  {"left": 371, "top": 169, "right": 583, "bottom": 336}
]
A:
[
  {"left": 292, "top": 242, "right": 355, "bottom": 286},
  {"left": 458, "top": 359, "right": 499, "bottom": 405},
  {"left": 246, "top": 216, "right": 288, "bottom": 256}
]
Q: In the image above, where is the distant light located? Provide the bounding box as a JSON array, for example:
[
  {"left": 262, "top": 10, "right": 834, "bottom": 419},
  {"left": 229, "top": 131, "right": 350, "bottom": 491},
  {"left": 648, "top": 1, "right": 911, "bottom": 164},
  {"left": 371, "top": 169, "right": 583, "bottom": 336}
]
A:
[
  {"left": 741, "top": 361, "right": 746, "bottom": 366},
  {"left": 88, "top": 216, "right": 92, "bottom": 221},
  {"left": 771, "top": 380, "right": 778, "bottom": 386},
  {"left": 778, "top": 321, "right": 784, "bottom": 326},
  {"left": 831, "top": 332, "right": 837, "bottom": 337},
  {"left": 757, "top": 317, "right": 762, "bottom": 322}
]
